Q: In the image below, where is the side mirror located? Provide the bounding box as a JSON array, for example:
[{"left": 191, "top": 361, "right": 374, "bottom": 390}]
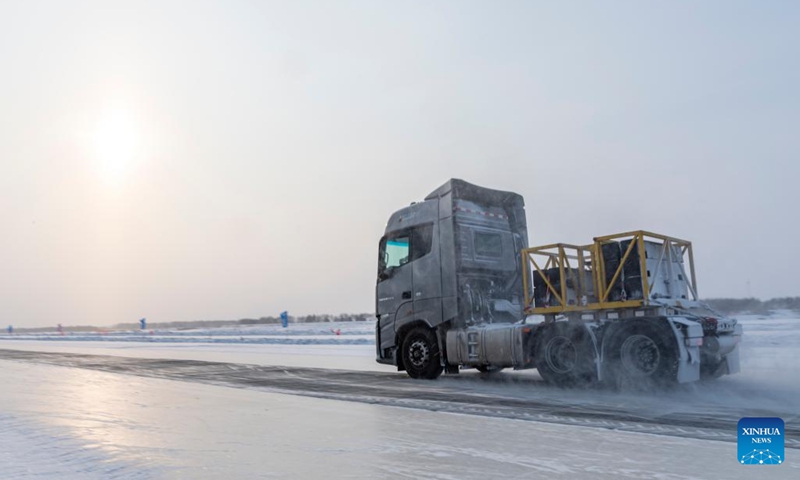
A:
[{"left": 379, "top": 267, "right": 395, "bottom": 282}]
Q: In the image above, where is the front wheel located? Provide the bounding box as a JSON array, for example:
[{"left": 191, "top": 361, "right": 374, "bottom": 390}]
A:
[{"left": 401, "top": 327, "right": 443, "bottom": 380}]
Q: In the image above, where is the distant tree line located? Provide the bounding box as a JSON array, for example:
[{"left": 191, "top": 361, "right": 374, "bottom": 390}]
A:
[
  {"left": 237, "top": 313, "right": 373, "bottom": 325},
  {"left": 11, "top": 313, "right": 374, "bottom": 333},
  {"left": 703, "top": 297, "right": 800, "bottom": 314},
  {"left": 115, "top": 313, "right": 373, "bottom": 329}
]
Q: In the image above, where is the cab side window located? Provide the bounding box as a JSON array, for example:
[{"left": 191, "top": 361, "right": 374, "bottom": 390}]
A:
[
  {"left": 386, "top": 236, "right": 410, "bottom": 268},
  {"left": 410, "top": 224, "right": 433, "bottom": 261},
  {"left": 378, "top": 223, "right": 434, "bottom": 281}
]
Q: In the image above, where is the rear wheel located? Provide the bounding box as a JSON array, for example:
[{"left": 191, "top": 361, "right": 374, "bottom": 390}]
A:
[
  {"left": 535, "top": 322, "right": 596, "bottom": 386},
  {"left": 401, "top": 327, "right": 443, "bottom": 380},
  {"left": 605, "top": 322, "right": 678, "bottom": 389}
]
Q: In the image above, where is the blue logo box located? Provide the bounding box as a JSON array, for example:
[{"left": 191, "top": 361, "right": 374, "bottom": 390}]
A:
[{"left": 738, "top": 417, "right": 784, "bottom": 465}]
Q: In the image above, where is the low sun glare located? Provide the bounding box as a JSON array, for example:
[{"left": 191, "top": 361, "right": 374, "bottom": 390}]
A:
[{"left": 92, "top": 109, "right": 139, "bottom": 184}]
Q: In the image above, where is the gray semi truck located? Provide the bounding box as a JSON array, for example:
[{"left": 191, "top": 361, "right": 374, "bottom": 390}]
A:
[{"left": 375, "top": 179, "right": 742, "bottom": 386}]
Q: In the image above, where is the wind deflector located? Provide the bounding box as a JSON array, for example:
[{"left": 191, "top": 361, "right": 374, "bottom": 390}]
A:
[
  {"left": 425, "top": 179, "right": 522, "bottom": 207},
  {"left": 425, "top": 178, "right": 526, "bottom": 232}
]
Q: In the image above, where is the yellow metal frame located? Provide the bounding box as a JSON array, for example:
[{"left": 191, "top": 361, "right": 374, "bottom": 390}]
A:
[{"left": 522, "top": 230, "right": 698, "bottom": 315}]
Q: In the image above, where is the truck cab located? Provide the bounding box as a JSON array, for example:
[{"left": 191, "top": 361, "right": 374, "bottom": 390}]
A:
[{"left": 376, "top": 179, "right": 528, "bottom": 377}]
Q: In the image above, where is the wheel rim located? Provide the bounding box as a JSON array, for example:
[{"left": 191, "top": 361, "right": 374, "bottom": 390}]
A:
[
  {"left": 620, "top": 334, "right": 660, "bottom": 376},
  {"left": 544, "top": 335, "right": 577, "bottom": 374},
  {"left": 408, "top": 338, "right": 430, "bottom": 368}
]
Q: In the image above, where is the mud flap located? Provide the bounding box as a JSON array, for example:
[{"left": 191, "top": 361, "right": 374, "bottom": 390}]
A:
[
  {"left": 724, "top": 343, "right": 741, "bottom": 375},
  {"left": 725, "top": 323, "right": 743, "bottom": 374},
  {"left": 666, "top": 317, "right": 702, "bottom": 383}
]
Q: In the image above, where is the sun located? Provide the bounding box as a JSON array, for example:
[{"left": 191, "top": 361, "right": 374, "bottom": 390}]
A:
[{"left": 92, "top": 109, "right": 139, "bottom": 183}]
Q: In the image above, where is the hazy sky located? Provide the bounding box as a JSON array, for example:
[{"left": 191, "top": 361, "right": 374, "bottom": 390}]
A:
[{"left": 1, "top": 1, "right": 798, "bottom": 327}]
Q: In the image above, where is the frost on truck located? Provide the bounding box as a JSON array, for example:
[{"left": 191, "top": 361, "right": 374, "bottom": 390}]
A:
[{"left": 375, "top": 179, "right": 742, "bottom": 387}]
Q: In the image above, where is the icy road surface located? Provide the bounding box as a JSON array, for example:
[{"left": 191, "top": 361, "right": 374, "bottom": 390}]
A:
[
  {"left": 1, "top": 360, "right": 797, "bottom": 480},
  {"left": 0, "top": 314, "right": 797, "bottom": 478}
]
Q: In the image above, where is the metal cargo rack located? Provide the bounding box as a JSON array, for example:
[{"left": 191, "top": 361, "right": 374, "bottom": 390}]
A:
[{"left": 522, "top": 230, "right": 699, "bottom": 316}]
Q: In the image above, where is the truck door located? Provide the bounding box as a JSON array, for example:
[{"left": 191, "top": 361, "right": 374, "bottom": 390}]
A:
[
  {"left": 410, "top": 224, "right": 442, "bottom": 324},
  {"left": 376, "top": 234, "right": 413, "bottom": 352}
]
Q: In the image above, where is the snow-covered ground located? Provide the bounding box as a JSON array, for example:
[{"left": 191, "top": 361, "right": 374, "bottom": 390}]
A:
[
  {"left": 0, "top": 321, "right": 382, "bottom": 371},
  {"left": 0, "top": 321, "right": 375, "bottom": 345},
  {"left": 0, "top": 312, "right": 797, "bottom": 479}
]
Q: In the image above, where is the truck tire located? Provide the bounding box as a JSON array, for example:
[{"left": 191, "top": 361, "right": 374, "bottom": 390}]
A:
[
  {"left": 401, "top": 327, "right": 443, "bottom": 380},
  {"left": 605, "top": 321, "right": 678, "bottom": 389},
  {"left": 534, "top": 322, "right": 595, "bottom": 386}
]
